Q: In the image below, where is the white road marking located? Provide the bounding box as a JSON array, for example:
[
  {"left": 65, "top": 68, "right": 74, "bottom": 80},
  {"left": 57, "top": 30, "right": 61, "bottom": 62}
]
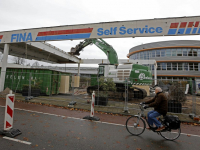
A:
[
  {"left": 1, "top": 105, "right": 200, "bottom": 138},
  {"left": 3, "top": 136, "right": 31, "bottom": 145}
]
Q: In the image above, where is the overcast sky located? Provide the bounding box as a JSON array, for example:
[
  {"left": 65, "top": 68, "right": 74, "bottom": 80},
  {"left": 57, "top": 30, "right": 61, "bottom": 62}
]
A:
[{"left": 1, "top": 0, "right": 200, "bottom": 67}]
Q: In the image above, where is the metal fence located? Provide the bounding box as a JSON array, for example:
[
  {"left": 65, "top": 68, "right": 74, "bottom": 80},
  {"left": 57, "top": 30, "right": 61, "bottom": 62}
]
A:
[{"left": 0, "top": 71, "right": 199, "bottom": 118}]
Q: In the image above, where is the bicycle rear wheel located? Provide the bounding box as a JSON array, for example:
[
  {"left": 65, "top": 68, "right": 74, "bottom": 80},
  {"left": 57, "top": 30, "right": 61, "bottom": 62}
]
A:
[
  {"left": 126, "top": 115, "right": 146, "bottom": 136},
  {"left": 160, "top": 128, "right": 181, "bottom": 141}
]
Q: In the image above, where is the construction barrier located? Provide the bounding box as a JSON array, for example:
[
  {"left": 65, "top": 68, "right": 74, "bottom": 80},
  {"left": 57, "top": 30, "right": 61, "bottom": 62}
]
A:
[
  {"left": 0, "top": 91, "right": 22, "bottom": 138},
  {"left": 83, "top": 91, "right": 100, "bottom": 121}
]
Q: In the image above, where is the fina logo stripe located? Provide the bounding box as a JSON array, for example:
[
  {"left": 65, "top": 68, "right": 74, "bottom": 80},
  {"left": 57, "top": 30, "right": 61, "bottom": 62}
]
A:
[
  {"left": 35, "top": 28, "right": 93, "bottom": 41},
  {"left": 168, "top": 21, "right": 200, "bottom": 35}
]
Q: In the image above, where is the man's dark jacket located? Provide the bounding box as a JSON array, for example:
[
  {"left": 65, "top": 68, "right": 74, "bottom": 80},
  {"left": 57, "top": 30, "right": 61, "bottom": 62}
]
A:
[{"left": 145, "top": 92, "right": 168, "bottom": 115}]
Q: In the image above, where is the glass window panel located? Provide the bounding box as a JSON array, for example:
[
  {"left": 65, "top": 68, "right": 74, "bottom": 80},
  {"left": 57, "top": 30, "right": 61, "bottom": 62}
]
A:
[
  {"left": 183, "top": 63, "right": 188, "bottom": 71},
  {"left": 199, "top": 63, "right": 200, "bottom": 71},
  {"left": 156, "top": 50, "right": 161, "bottom": 57},
  {"left": 193, "top": 49, "right": 197, "bottom": 56},
  {"left": 171, "top": 49, "right": 177, "bottom": 56},
  {"left": 189, "top": 63, "right": 193, "bottom": 70},
  {"left": 157, "top": 63, "right": 161, "bottom": 70},
  {"left": 151, "top": 50, "right": 155, "bottom": 57},
  {"left": 148, "top": 51, "right": 151, "bottom": 58},
  {"left": 178, "top": 63, "right": 183, "bottom": 70},
  {"left": 161, "top": 49, "right": 165, "bottom": 57},
  {"left": 144, "top": 51, "right": 147, "bottom": 59},
  {"left": 198, "top": 49, "right": 200, "bottom": 57},
  {"left": 182, "top": 48, "right": 188, "bottom": 56},
  {"left": 172, "top": 63, "right": 177, "bottom": 70},
  {"left": 140, "top": 52, "right": 144, "bottom": 59},
  {"left": 166, "top": 49, "right": 171, "bottom": 56},
  {"left": 177, "top": 49, "right": 182, "bottom": 56},
  {"left": 188, "top": 49, "right": 193, "bottom": 56},
  {"left": 161, "top": 63, "right": 166, "bottom": 70},
  {"left": 152, "top": 64, "right": 154, "bottom": 70},
  {"left": 167, "top": 63, "right": 171, "bottom": 70},
  {"left": 136, "top": 53, "right": 138, "bottom": 59},
  {"left": 146, "top": 51, "right": 149, "bottom": 59},
  {"left": 194, "top": 63, "right": 198, "bottom": 71}
]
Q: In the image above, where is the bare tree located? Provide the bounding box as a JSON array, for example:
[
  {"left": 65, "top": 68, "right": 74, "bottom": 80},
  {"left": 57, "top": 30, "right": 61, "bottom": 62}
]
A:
[
  {"left": 12, "top": 57, "right": 25, "bottom": 65},
  {"left": 32, "top": 61, "right": 40, "bottom": 67}
]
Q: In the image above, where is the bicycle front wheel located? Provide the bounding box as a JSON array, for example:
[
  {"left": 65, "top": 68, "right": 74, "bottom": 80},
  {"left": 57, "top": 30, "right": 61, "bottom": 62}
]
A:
[
  {"left": 126, "top": 115, "right": 146, "bottom": 136},
  {"left": 160, "top": 128, "right": 181, "bottom": 141}
]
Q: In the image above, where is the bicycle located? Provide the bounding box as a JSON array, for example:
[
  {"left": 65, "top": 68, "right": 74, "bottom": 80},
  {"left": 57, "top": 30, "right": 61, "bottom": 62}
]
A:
[{"left": 126, "top": 103, "right": 181, "bottom": 141}]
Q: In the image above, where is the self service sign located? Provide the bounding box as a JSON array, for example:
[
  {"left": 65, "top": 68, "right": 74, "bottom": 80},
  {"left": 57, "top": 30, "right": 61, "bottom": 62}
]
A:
[{"left": 1, "top": 16, "right": 200, "bottom": 43}]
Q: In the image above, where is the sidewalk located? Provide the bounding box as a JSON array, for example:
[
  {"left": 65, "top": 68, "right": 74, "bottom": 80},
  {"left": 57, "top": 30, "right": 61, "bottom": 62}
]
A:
[{"left": 5, "top": 93, "right": 198, "bottom": 124}]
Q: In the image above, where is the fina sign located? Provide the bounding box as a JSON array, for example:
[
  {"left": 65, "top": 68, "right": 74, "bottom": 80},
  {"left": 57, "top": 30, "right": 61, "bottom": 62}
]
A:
[{"left": 1, "top": 16, "right": 200, "bottom": 43}]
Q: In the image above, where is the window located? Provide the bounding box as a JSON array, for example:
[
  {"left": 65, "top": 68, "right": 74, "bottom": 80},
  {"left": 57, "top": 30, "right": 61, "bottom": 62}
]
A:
[
  {"left": 166, "top": 49, "right": 171, "bottom": 56},
  {"left": 171, "top": 49, "right": 177, "bottom": 56},
  {"left": 144, "top": 51, "right": 147, "bottom": 59},
  {"left": 161, "top": 63, "right": 166, "bottom": 70},
  {"left": 177, "top": 49, "right": 182, "bottom": 56},
  {"left": 151, "top": 50, "right": 155, "bottom": 57},
  {"left": 198, "top": 49, "right": 200, "bottom": 57},
  {"left": 161, "top": 49, "right": 165, "bottom": 57},
  {"left": 140, "top": 52, "right": 144, "bottom": 59},
  {"left": 188, "top": 49, "right": 193, "bottom": 56},
  {"left": 156, "top": 50, "right": 161, "bottom": 57},
  {"left": 172, "top": 63, "right": 177, "bottom": 70},
  {"left": 146, "top": 51, "right": 149, "bottom": 59},
  {"left": 189, "top": 63, "right": 193, "bottom": 71},
  {"left": 194, "top": 63, "right": 198, "bottom": 71},
  {"left": 182, "top": 48, "right": 188, "bottom": 56},
  {"left": 199, "top": 63, "right": 200, "bottom": 71},
  {"left": 183, "top": 63, "right": 188, "bottom": 71},
  {"left": 193, "top": 49, "right": 197, "bottom": 56},
  {"left": 178, "top": 63, "right": 183, "bottom": 70},
  {"left": 135, "top": 53, "right": 139, "bottom": 59},
  {"left": 167, "top": 63, "right": 171, "bottom": 70},
  {"left": 157, "top": 63, "right": 161, "bottom": 70}
]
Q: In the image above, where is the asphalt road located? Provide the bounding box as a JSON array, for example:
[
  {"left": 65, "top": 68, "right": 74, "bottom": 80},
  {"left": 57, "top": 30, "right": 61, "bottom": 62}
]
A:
[{"left": 0, "top": 104, "right": 200, "bottom": 150}]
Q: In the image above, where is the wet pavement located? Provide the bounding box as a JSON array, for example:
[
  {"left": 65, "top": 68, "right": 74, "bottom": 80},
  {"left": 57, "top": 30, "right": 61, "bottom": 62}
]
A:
[{"left": 0, "top": 100, "right": 200, "bottom": 150}]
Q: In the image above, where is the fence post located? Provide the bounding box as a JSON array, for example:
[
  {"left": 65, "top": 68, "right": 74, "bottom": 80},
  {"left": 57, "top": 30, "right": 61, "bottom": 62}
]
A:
[
  {"left": 83, "top": 91, "right": 100, "bottom": 121},
  {"left": 123, "top": 78, "right": 130, "bottom": 113}
]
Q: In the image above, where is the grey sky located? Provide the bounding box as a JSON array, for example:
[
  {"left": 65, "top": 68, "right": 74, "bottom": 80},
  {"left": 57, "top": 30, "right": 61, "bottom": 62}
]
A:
[{"left": 0, "top": 0, "right": 200, "bottom": 66}]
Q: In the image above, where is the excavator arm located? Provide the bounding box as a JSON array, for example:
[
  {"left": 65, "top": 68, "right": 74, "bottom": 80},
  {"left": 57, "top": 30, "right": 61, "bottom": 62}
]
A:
[{"left": 70, "top": 39, "right": 118, "bottom": 65}]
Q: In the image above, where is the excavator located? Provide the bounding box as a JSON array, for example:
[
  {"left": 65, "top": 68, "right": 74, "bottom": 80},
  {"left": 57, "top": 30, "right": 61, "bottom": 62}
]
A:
[{"left": 70, "top": 38, "right": 152, "bottom": 99}]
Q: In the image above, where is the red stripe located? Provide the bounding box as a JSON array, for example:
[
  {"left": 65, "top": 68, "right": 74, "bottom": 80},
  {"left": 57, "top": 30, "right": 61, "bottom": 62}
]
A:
[
  {"left": 170, "top": 23, "right": 179, "bottom": 28},
  {"left": 0, "top": 35, "right": 3, "bottom": 39},
  {"left": 194, "top": 21, "right": 199, "bottom": 27},
  {"left": 180, "top": 22, "right": 187, "bottom": 28},
  {"left": 7, "top": 105, "right": 13, "bottom": 118},
  {"left": 188, "top": 22, "right": 194, "bottom": 27},
  {"left": 6, "top": 121, "right": 12, "bottom": 128},
  {"left": 9, "top": 96, "right": 14, "bottom": 102},
  {"left": 37, "top": 28, "right": 93, "bottom": 36}
]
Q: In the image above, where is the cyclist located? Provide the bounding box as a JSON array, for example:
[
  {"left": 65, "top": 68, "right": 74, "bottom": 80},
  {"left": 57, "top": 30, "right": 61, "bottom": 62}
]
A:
[{"left": 140, "top": 87, "right": 168, "bottom": 131}]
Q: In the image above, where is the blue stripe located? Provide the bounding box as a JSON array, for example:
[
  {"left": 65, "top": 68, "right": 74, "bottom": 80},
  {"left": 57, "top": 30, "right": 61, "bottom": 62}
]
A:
[
  {"left": 198, "top": 28, "right": 200, "bottom": 34},
  {"left": 177, "top": 28, "right": 185, "bottom": 34},
  {"left": 35, "top": 33, "right": 91, "bottom": 41},
  {"left": 192, "top": 28, "right": 197, "bottom": 34},
  {"left": 185, "top": 28, "right": 192, "bottom": 34},
  {"left": 167, "top": 29, "right": 177, "bottom": 35},
  {"left": 0, "top": 39, "right": 1, "bottom": 43}
]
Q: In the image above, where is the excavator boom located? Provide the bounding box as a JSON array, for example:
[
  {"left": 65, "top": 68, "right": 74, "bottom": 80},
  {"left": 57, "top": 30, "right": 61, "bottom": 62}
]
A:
[{"left": 70, "top": 39, "right": 118, "bottom": 65}]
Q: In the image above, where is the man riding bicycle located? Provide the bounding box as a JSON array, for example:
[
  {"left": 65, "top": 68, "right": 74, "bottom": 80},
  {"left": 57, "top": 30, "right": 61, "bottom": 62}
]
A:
[{"left": 141, "top": 87, "right": 168, "bottom": 132}]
